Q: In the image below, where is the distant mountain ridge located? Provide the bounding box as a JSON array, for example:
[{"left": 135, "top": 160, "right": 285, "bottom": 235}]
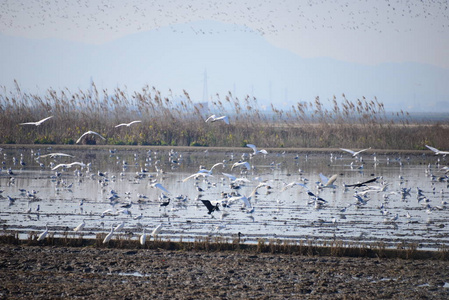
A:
[{"left": 1, "top": 20, "right": 448, "bottom": 112}]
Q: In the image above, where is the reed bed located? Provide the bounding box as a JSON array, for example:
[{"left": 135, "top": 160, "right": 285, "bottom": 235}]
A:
[
  {"left": 1, "top": 82, "right": 448, "bottom": 149},
  {"left": 1, "top": 232, "right": 447, "bottom": 261}
]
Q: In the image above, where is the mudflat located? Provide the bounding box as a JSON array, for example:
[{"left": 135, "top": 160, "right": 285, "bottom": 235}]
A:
[{"left": 1, "top": 244, "right": 448, "bottom": 299}]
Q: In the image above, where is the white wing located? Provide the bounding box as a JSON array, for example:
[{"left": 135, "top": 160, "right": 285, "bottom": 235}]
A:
[
  {"left": 39, "top": 152, "right": 74, "bottom": 158},
  {"left": 52, "top": 164, "right": 68, "bottom": 170},
  {"left": 205, "top": 115, "right": 216, "bottom": 122},
  {"left": 246, "top": 144, "right": 257, "bottom": 153},
  {"left": 76, "top": 131, "right": 106, "bottom": 144},
  {"left": 222, "top": 172, "right": 237, "bottom": 181},
  {"left": 231, "top": 161, "right": 250, "bottom": 170},
  {"left": 340, "top": 148, "right": 356, "bottom": 155},
  {"left": 20, "top": 116, "right": 53, "bottom": 126},
  {"left": 319, "top": 173, "right": 329, "bottom": 184},
  {"left": 326, "top": 174, "right": 338, "bottom": 186},
  {"left": 425, "top": 145, "right": 439, "bottom": 153},
  {"left": 210, "top": 162, "right": 224, "bottom": 171},
  {"left": 355, "top": 148, "right": 371, "bottom": 155},
  {"left": 151, "top": 183, "right": 170, "bottom": 194},
  {"left": 282, "top": 182, "right": 307, "bottom": 191},
  {"left": 182, "top": 172, "right": 211, "bottom": 182},
  {"left": 216, "top": 115, "right": 229, "bottom": 124}
]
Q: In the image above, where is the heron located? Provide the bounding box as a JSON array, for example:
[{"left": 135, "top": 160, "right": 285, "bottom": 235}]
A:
[
  {"left": 115, "top": 120, "right": 142, "bottom": 128},
  {"left": 52, "top": 162, "right": 86, "bottom": 171},
  {"left": 76, "top": 131, "right": 106, "bottom": 144},
  {"left": 140, "top": 228, "right": 147, "bottom": 245},
  {"left": 103, "top": 226, "right": 115, "bottom": 243},
  {"left": 425, "top": 145, "right": 449, "bottom": 156},
  {"left": 38, "top": 152, "right": 74, "bottom": 158},
  {"left": 205, "top": 114, "right": 229, "bottom": 124},
  {"left": 152, "top": 224, "right": 163, "bottom": 239},
  {"left": 340, "top": 147, "right": 371, "bottom": 157},
  {"left": 150, "top": 182, "right": 170, "bottom": 194},
  {"left": 20, "top": 116, "right": 53, "bottom": 126},
  {"left": 37, "top": 224, "right": 49, "bottom": 241},
  {"left": 317, "top": 173, "right": 338, "bottom": 189},
  {"left": 114, "top": 221, "right": 125, "bottom": 232},
  {"left": 73, "top": 220, "right": 86, "bottom": 232},
  {"left": 246, "top": 144, "right": 268, "bottom": 156},
  {"left": 231, "top": 161, "right": 250, "bottom": 171}
]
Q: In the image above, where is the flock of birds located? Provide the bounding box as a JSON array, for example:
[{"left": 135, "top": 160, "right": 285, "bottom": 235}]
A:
[
  {"left": 3, "top": 115, "right": 449, "bottom": 247},
  {"left": 2, "top": 0, "right": 448, "bottom": 41}
]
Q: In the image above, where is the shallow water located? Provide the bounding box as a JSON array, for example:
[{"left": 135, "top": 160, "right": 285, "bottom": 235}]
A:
[{"left": 1, "top": 147, "right": 448, "bottom": 250}]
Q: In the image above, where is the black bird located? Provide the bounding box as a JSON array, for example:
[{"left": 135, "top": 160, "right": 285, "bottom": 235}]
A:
[
  {"left": 344, "top": 177, "right": 378, "bottom": 188},
  {"left": 201, "top": 200, "right": 220, "bottom": 214},
  {"left": 160, "top": 198, "right": 170, "bottom": 207}
]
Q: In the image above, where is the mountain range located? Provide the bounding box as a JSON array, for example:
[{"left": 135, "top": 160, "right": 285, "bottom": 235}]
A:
[{"left": 1, "top": 20, "right": 448, "bottom": 112}]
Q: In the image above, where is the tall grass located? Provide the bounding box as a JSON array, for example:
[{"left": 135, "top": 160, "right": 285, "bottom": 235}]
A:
[{"left": 1, "top": 81, "right": 447, "bottom": 149}]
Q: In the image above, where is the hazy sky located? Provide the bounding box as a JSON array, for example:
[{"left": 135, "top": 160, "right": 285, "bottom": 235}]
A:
[{"left": 1, "top": 0, "right": 448, "bottom": 69}]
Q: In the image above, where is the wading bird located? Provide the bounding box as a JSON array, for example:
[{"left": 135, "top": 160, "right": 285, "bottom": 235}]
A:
[
  {"left": 20, "top": 116, "right": 53, "bottom": 126},
  {"left": 340, "top": 147, "right": 371, "bottom": 157},
  {"left": 344, "top": 177, "right": 379, "bottom": 188},
  {"left": 246, "top": 144, "right": 268, "bottom": 156},
  {"left": 73, "top": 220, "right": 86, "bottom": 232},
  {"left": 114, "top": 120, "right": 142, "bottom": 128},
  {"left": 425, "top": 145, "right": 449, "bottom": 156},
  {"left": 52, "top": 162, "right": 86, "bottom": 170},
  {"left": 152, "top": 224, "right": 163, "bottom": 239},
  {"left": 103, "top": 226, "right": 115, "bottom": 243},
  {"left": 205, "top": 114, "right": 229, "bottom": 124},
  {"left": 38, "top": 152, "right": 74, "bottom": 158},
  {"left": 140, "top": 228, "right": 147, "bottom": 245},
  {"left": 317, "top": 173, "right": 338, "bottom": 189},
  {"left": 76, "top": 131, "right": 106, "bottom": 144},
  {"left": 231, "top": 161, "right": 250, "bottom": 171},
  {"left": 150, "top": 182, "right": 170, "bottom": 194},
  {"left": 114, "top": 221, "right": 125, "bottom": 232},
  {"left": 37, "top": 224, "right": 49, "bottom": 241},
  {"left": 200, "top": 199, "right": 220, "bottom": 214}
]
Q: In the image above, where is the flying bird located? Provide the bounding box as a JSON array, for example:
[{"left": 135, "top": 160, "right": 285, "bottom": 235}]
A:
[
  {"left": 282, "top": 181, "right": 308, "bottom": 192},
  {"left": 425, "top": 145, "right": 449, "bottom": 156},
  {"left": 317, "top": 173, "right": 338, "bottom": 189},
  {"left": 52, "top": 162, "right": 86, "bottom": 170},
  {"left": 200, "top": 200, "right": 220, "bottom": 214},
  {"left": 246, "top": 144, "right": 268, "bottom": 155},
  {"left": 114, "top": 120, "right": 142, "bottom": 128},
  {"left": 39, "top": 152, "right": 74, "bottom": 158},
  {"left": 182, "top": 171, "right": 213, "bottom": 182},
  {"left": 344, "top": 177, "right": 379, "bottom": 188},
  {"left": 150, "top": 182, "right": 170, "bottom": 194},
  {"left": 231, "top": 161, "right": 251, "bottom": 171},
  {"left": 205, "top": 114, "right": 229, "bottom": 124},
  {"left": 20, "top": 116, "right": 53, "bottom": 126},
  {"left": 76, "top": 131, "right": 106, "bottom": 144},
  {"left": 340, "top": 147, "right": 371, "bottom": 157}
]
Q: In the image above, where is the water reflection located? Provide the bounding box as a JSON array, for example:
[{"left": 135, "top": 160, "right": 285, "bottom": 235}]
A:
[{"left": 1, "top": 147, "right": 448, "bottom": 250}]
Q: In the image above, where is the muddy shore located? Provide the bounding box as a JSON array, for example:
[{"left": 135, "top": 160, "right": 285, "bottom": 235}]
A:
[{"left": 1, "top": 244, "right": 448, "bottom": 299}]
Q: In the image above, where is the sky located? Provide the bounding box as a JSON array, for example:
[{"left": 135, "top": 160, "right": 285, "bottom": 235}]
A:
[{"left": 1, "top": 0, "right": 449, "bottom": 111}]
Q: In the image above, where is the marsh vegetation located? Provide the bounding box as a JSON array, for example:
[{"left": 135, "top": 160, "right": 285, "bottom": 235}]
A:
[{"left": 1, "top": 81, "right": 448, "bottom": 149}]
